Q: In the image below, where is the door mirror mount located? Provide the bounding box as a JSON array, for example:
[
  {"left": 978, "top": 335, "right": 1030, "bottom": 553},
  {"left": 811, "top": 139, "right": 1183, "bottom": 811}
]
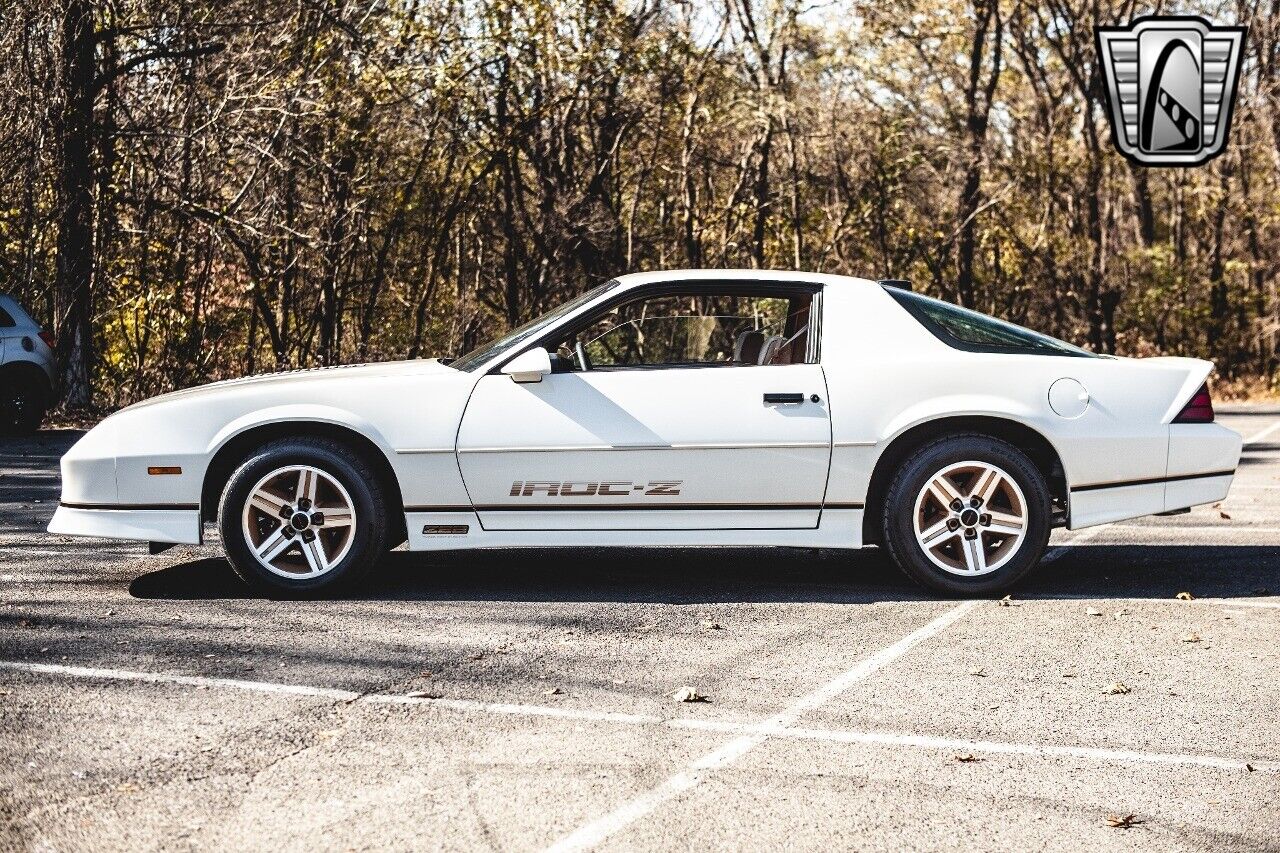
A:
[{"left": 501, "top": 347, "right": 553, "bottom": 383}]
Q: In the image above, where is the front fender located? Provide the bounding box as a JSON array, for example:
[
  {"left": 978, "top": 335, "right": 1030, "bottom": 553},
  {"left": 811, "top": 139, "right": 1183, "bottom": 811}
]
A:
[{"left": 208, "top": 404, "right": 397, "bottom": 458}]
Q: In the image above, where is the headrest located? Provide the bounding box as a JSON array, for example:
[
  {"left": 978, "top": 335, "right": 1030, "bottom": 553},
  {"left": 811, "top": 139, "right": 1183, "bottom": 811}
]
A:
[
  {"left": 735, "top": 330, "right": 765, "bottom": 364},
  {"left": 758, "top": 335, "right": 786, "bottom": 365}
]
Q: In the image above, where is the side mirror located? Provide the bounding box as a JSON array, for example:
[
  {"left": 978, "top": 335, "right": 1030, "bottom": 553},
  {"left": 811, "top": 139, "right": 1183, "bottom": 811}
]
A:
[{"left": 501, "top": 347, "right": 553, "bottom": 383}]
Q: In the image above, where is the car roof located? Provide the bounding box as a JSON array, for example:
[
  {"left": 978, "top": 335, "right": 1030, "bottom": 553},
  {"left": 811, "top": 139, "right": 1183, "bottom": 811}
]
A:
[{"left": 608, "top": 269, "right": 880, "bottom": 290}]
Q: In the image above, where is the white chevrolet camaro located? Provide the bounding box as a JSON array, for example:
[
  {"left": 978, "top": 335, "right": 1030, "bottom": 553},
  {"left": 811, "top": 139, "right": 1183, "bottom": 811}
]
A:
[{"left": 50, "top": 270, "right": 1242, "bottom": 595}]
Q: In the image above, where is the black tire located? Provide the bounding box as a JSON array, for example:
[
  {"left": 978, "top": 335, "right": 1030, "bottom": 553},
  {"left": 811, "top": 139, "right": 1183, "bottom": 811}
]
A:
[
  {"left": 0, "top": 371, "right": 47, "bottom": 435},
  {"left": 880, "top": 433, "right": 1051, "bottom": 596},
  {"left": 218, "top": 437, "right": 387, "bottom": 595}
]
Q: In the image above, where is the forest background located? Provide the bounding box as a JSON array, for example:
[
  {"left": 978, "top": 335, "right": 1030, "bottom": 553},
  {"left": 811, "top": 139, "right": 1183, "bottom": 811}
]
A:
[{"left": 3, "top": 0, "right": 1278, "bottom": 409}]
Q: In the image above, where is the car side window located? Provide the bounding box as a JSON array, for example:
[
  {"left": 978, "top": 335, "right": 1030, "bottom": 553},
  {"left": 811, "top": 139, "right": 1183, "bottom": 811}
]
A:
[
  {"left": 553, "top": 290, "right": 814, "bottom": 370},
  {"left": 0, "top": 305, "right": 14, "bottom": 328}
]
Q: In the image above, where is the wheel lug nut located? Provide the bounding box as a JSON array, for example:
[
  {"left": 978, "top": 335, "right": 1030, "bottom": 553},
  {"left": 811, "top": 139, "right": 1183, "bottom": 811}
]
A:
[
  {"left": 311, "top": 512, "right": 325, "bottom": 526},
  {"left": 980, "top": 513, "right": 991, "bottom": 526},
  {"left": 301, "top": 529, "right": 316, "bottom": 542},
  {"left": 947, "top": 518, "right": 960, "bottom": 531},
  {"left": 279, "top": 506, "right": 293, "bottom": 519},
  {"left": 964, "top": 528, "right": 978, "bottom": 540},
  {"left": 298, "top": 498, "right": 312, "bottom": 511},
  {"left": 971, "top": 497, "right": 983, "bottom": 508},
  {"left": 949, "top": 499, "right": 963, "bottom": 511}
]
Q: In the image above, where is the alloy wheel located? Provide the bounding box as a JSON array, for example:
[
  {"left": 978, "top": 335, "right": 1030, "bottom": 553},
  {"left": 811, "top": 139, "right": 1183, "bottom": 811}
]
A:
[
  {"left": 911, "top": 460, "right": 1028, "bottom": 576},
  {"left": 241, "top": 465, "right": 356, "bottom": 579}
]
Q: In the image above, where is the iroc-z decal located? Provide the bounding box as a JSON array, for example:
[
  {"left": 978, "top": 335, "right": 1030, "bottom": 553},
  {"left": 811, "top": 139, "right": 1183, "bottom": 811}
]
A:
[{"left": 509, "top": 480, "right": 683, "bottom": 497}]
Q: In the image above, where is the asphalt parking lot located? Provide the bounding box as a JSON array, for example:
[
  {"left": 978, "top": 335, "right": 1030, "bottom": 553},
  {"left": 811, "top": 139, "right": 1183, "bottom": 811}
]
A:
[{"left": 2, "top": 407, "right": 1279, "bottom": 852}]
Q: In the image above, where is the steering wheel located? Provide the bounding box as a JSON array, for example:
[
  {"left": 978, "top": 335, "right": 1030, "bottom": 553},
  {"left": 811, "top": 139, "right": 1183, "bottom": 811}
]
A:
[{"left": 575, "top": 339, "right": 593, "bottom": 371}]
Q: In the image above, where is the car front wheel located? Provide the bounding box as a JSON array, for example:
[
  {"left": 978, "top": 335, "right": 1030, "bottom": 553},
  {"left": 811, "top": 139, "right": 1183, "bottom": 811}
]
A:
[
  {"left": 881, "top": 434, "right": 1051, "bottom": 596},
  {"left": 219, "top": 438, "right": 387, "bottom": 594}
]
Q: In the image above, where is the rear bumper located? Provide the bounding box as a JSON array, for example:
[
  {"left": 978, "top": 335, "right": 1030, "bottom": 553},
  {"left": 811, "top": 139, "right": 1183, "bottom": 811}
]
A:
[
  {"left": 47, "top": 505, "right": 202, "bottom": 545},
  {"left": 1068, "top": 423, "right": 1241, "bottom": 529}
]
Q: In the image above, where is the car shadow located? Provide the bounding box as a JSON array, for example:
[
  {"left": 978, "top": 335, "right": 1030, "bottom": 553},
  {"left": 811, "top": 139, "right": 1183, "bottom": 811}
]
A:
[{"left": 128, "top": 544, "right": 1280, "bottom": 604}]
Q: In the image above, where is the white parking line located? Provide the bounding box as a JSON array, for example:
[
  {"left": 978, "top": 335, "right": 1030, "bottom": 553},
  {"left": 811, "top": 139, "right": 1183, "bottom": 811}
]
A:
[
  {"left": 1039, "top": 523, "right": 1109, "bottom": 566},
  {"left": 1104, "top": 523, "right": 1280, "bottom": 535},
  {"left": 0, "top": 660, "right": 362, "bottom": 701},
  {"left": 1243, "top": 419, "right": 1280, "bottom": 446},
  {"left": 2, "top": 653, "right": 1275, "bottom": 777},
  {"left": 1031, "top": 594, "right": 1280, "bottom": 609},
  {"left": 542, "top": 602, "right": 979, "bottom": 853},
  {"left": 768, "top": 727, "right": 1276, "bottom": 772},
  {"left": 1189, "top": 598, "right": 1280, "bottom": 610}
]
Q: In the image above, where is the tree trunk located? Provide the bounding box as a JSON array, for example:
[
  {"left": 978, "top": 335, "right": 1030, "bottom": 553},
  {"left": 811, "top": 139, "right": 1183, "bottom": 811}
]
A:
[
  {"left": 54, "top": 0, "right": 96, "bottom": 408},
  {"left": 954, "top": 0, "right": 1002, "bottom": 310}
]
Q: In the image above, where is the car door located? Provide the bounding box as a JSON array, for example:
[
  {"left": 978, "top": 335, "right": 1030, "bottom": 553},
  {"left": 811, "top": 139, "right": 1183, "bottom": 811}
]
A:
[{"left": 455, "top": 284, "right": 832, "bottom": 531}]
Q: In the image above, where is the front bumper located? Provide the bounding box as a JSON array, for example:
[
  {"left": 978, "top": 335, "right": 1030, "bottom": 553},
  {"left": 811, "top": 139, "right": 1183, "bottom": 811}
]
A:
[{"left": 48, "top": 505, "right": 202, "bottom": 545}]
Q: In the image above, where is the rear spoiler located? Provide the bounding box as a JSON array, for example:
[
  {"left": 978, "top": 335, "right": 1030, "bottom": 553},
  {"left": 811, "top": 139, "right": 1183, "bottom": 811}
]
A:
[{"left": 1143, "top": 357, "right": 1215, "bottom": 423}]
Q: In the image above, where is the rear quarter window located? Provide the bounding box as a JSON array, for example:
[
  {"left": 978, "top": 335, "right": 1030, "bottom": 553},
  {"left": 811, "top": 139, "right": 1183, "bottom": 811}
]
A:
[
  {"left": 884, "top": 286, "right": 1099, "bottom": 358},
  {"left": 0, "top": 305, "right": 15, "bottom": 328}
]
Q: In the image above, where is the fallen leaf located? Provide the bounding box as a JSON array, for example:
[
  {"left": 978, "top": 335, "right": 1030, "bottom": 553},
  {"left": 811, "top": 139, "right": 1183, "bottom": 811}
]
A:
[
  {"left": 968, "top": 667, "right": 987, "bottom": 677},
  {"left": 1105, "top": 682, "right": 1131, "bottom": 695},
  {"left": 702, "top": 621, "right": 723, "bottom": 630},
  {"left": 1181, "top": 633, "right": 1202, "bottom": 643},
  {"left": 1176, "top": 591, "right": 1195, "bottom": 601},
  {"left": 544, "top": 687, "right": 564, "bottom": 696},
  {"left": 1106, "top": 813, "right": 1145, "bottom": 829},
  {"left": 1246, "top": 763, "right": 1255, "bottom": 772},
  {"left": 671, "top": 686, "right": 708, "bottom": 703},
  {"left": 1219, "top": 511, "right": 1232, "bottom": 519},
  {"left": 1062, "top": 672, "right": 1077, "bottom": 678},
  {"left": 406, "top": 690, "right": 442, "bottom": 699},
  {"left": 468, "top": 653, "right": 485, "bottom": 661},
  {"left": 954, "top": 753, "right": 983, "bottom": 763},
  {"left": 1085, "top": 607, "right": 1103, "bottom": 616},
  {"left": 1113, "top": 609, "right": 1129, "bottom": 620},
  {"left": 997, "top": 595, "right": 1015, "bottom": 607}
]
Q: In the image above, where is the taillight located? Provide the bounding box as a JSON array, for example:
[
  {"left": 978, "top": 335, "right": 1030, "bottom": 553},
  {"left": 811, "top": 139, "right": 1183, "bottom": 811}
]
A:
[
  {"left": 38, "top": 329, "right": 54, "bottom": 349},
  {"left": 1173, "top": 382, "right": 1215, "bottom": 423}
]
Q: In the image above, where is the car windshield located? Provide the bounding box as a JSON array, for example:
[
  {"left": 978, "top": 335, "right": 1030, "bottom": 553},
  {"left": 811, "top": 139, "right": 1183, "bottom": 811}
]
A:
[
  {"left": 449, "top": 280, "right": 621, "bottom": 372},
  {"left": 885, "top": 286, "right": 1099, "bottom": 358}
]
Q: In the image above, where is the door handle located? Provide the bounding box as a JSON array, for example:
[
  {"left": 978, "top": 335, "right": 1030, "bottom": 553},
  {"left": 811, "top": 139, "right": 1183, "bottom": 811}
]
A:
[{"left": 763, "top": 393, "right": 805, "bottom": 404}]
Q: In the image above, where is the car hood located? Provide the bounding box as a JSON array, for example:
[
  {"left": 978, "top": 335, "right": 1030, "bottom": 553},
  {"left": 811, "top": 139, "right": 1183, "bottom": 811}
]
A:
[{"left": 121, "top": 358, "right": 461, "bottom": 412}]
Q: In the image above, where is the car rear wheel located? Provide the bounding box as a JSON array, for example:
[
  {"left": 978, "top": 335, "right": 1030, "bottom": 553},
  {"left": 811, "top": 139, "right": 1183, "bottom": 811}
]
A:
[
  {"left": 881, "top": 434, "right": 1051, "bottom": 596},
  {"left": 0, "top": 371, "right": 47, "bottom": 435},
  {"left": 219, "top": 438, "right": 387, "bottom": 595}
]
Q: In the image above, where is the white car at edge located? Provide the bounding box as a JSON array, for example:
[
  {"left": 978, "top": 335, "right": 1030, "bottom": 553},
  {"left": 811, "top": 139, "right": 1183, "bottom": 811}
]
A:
[{"left": 49, "top": 270, "right": 1242, "bottom": 595}]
